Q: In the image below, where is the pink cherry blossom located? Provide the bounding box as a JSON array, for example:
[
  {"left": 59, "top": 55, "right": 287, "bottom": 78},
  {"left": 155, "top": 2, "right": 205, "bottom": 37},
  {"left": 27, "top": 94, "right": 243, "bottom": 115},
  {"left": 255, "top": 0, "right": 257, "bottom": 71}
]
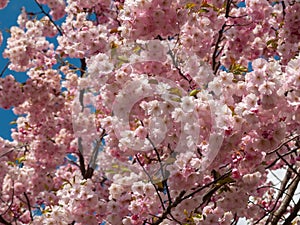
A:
[
  {"left": 0, "top": 0, "right": 299, "bottom": 224},
  {"left": 0, "top": 0, "right": 9, "bottom": 9}
]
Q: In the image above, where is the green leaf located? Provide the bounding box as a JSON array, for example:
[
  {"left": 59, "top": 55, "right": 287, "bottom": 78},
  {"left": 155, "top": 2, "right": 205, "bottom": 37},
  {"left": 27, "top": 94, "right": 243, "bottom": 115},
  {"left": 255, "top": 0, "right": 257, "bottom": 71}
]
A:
[
  {"left": 112, "top": 164, "right": 119, "bottom": 169},
  {"left": 229, "top": 63, "right": 248, "bottom": 74},
  {"left": 266, "top": 39, "right": 278, "bottom": 49},
  {"left": 7, "top": 161, "right": 15, "bottom": 166},
  {"left": 165, "top": 156, "right": 176, "bottom": 165},
  {"left": 105, "top": 169, "right": 116, "bottom": 174},
  {"left": 189, "top": 89, "right": 200, "bottom": 96},
  {"left": 186, "top": 3, "right": 196, "bottom": 9},
  {"left": 10, "top": 120, "right": 17, "bottom": 125},
  {"left": 198, "top": 8, "right": 209, "bottom": 13},
  {"left": 168, "top": 87, "right": 182, "bottom": 97},
  {"left": 170, "top": 97, "right": 182, "bottom": 102},
  {"left": 117, "top": 55, "right": 129, "bottom": 63},
  {"left": 148, "top": 79, "right": 159, "bottom": 84},
  {"left": 216, "top": 176, "right": 235, "bottom": 186},
  {"left": 16, "top": 156, "right": 26, "bottom": 163},
  {"left": 121, "top": 167, "right": 131, "bottom": 172},
  {"left": 133, "top": 45, "right": 141, "bottom": 53}
]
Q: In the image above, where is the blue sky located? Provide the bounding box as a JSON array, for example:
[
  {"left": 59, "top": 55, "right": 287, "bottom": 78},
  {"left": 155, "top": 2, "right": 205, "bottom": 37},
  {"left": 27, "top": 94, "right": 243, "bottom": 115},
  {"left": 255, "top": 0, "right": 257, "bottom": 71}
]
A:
[
  {"left": 0, "top": 1, "right": 247, "bottom": 141},
  {"left": 0, "top": 1, "right": 69, "bottom": 141},
  {"left": 0, "top": 1, "right": 37, "bottom": 140}
]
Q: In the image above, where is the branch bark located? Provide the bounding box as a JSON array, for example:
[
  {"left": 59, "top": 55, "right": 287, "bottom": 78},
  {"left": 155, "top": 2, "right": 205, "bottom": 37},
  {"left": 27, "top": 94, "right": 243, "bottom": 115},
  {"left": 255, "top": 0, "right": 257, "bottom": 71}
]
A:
[
  {"left": 282, "top": 197, "right": 300, "bottom": 225},
  {"left": 266, "top": 168, "right": 292, "bottom": 224},
  {"left": 0, "top": 215, "right": 11, "bottom": 225},
  {"left": 24, "top": 192, "right": 33, "bottom": 221},
  {"left": 270, "top": 169, "right": 300, "bottom": 224}
]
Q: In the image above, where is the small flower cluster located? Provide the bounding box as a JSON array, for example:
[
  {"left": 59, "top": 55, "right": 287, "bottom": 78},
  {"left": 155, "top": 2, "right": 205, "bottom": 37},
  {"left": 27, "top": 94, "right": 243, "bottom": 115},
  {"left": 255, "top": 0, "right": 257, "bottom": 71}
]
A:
[
  {"left": 57, "top": 11, "right": 109, "bottom": 58},
  {"left": 0, "top": 75, "right": 25, "bottom": 109},
  {"left": 3, "top": 20, "right": 54, "bottom": 71},
  {"left": 36, "top": 0, "right": 66, "bottom": 20},
  {"left": 0, "top": 0, "right": 9, "bottom": 9},
  {"left": 119, "top": 0, "right": 180, "bottom": 40}
]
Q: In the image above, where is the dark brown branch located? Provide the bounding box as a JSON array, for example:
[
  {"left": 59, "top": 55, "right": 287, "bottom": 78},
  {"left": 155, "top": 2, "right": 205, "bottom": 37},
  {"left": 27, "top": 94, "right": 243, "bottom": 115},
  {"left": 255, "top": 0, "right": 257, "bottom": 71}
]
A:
[
  {"left": 0, "top": 149, "right": 14, "bottom": 159},
  {"left": 33, "top": 0, "right": 63, "bottom": 35},
  {"left": 78, "top": 130, "right": 106, "bottom": 179},
  {"left": 147, "top": 136, "right": 172, "bottom": 204},
  {"left": 167, "top": 49, "right": 191, "bottom": 83},
  {"left": 182, "top": 169, "right": 233, "bottom": 201},
  {"left": 267, "top": 135, "right": 299, "bottom": 155},
  {"left": 270, "top": 170, "right": 300, "bottom": 224},
  {"left": 80, "top": 58, "right": 86, "bottom": 77},
  {"left": 0, "top": 215, "right": 11, "bottom": 225},
  {"left": 249, "top": 199, "right": 270, "bottom": 225},
  {"left": 23, "top": 192, "right": 33, "bottom": 221},
  {"left": 266, "top": 168, "right": 292, "bottom": 224},
  {"left": 282, "top": 197, "right": 300, "bottom": 225},
  {"left": 151, "top": 170, "right": 233, "bottom": 224},
  {"left": 152, "top": 191, "right": 186, "bottom": 225},
  {"left": 281, "top": 1, "right": 286, "bottom": 19},
  {"left": 275, "top": 152, "right": 300, "bottom": 176},
  {"left": 212, "top": 23, "right": 225, "bottom": 74},
  {"left": 135, "top": 154, "right": 166, "bottom": 210},
  {"left": 266, "top": 146, "right": 299, "bottom": 170},
  {"left": 77, "top": 137, "right": 86, "bottom": 177},
  {"left": 85, "top": 130, "right": 106, "bottom": 179},
  {"left": 212, "top": 0, "right": 232, "bottom": 74},
  {"left": 0, "top": 62, "right": 10, "bottom": 77},
  {"left": 1, "top": 182, "right": 15, "bottom": 216}
]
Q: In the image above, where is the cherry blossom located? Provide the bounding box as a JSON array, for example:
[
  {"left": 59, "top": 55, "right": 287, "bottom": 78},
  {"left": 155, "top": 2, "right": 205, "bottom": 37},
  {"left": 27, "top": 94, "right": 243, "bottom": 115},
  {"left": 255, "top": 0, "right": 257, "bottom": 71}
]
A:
[{"left": 0, "top": 0, "right": 299, "bottom": 224}]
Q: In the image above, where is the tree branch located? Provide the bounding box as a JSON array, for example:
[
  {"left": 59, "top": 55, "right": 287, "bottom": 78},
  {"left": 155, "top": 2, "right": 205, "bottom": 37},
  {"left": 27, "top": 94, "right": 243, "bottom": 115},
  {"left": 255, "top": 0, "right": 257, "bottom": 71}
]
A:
[
  {"left": 33, "top": 0, "right": 63, "bottom": 35},
  {"left": 135, "top": 154, "right": 166, "bottom": 211},
  {"left": 147, "top": 136, "right": 172, "bottom": 204},
  {"left": 211, "top": 0, "right": 232, "bottom": 74},
  {"left": 80, "top": 58, "right": 86, "bottom": 77},
  {"left": 0, "top": 62, "right": 10, "bottom": 77},
  {"left": 282, "top": 197, "right": 300, "bottom": 225},
  {"left": 275, "top": 152, "right": 300, "bottom": 177},
  {"left": 0, "top": 215, "right": 11, "bottom": 225},
  {"left": 266, "top": 168, "right": 292, "bottom": 224},
  {"left": 23, "top": 192, "right": 33, "bottom": 221},
  {"left": 267, "top": 135, "right": 299, "bottom": 155},
  {"left": 270, "top": 169, "right": 300, "bottom": 224},
  {"left": 152, "top": 190, "right": 186, "bottom": 225}
]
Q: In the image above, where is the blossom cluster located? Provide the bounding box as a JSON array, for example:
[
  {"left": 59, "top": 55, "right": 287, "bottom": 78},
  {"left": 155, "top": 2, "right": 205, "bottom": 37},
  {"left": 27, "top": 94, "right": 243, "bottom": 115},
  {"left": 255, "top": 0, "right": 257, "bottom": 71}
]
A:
[
  {"left": 0, "top": 0, "right": 299, "bottom": 225},
  {"left": 3, "top": 20, "right": 56, "bottom": 71}
]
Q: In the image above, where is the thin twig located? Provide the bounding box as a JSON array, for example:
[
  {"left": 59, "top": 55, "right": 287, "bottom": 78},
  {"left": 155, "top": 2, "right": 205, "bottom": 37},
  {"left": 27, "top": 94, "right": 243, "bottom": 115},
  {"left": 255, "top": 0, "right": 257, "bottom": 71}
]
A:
[
  {"left": 266, "top": 168, "right": 292, "bottom": 224},
  {"left": 1, "top": 182, "right": 15, "bottom": 216},
  {"left": 270, "top": 170, "right": 300, "bottom": 224},
  {"left": 135, "top": 154, "right": 165, "bottom": 210},
  {"left": 85, "top": 130, "right": 106, "bottom": 179},
  {"left": 282, "top": 197, "right": 300, "bottom": 225},
  {"left": 23, "top": 192, "right": 33, "bottom": 221},
  {"left": 0, "top": 215, "right": 11, "bottom": 225},
  {"left": 147, "top": 136, "right": 172, "bottom": 204},
  {"left": 152, "top": 191, "right": 186, "bottom": 225},
  {"left": 80, "top": 58, "right": 86, "bottom": 77},
  {"left": 33, "top": 0, "right": 63, "bottom": 35},
  {"left": 77, "top": 137, "right": 86, "bottom": 176},
  {"left": 266, "top": 146, "right": 300, "bottom": 170},
  {"left": 0, "top": 62, "right": 10, "bottom": 77},
  {"left": 182, "top": 169, "right": 232, "bottom": 201},
  {"left": 212, "top": 0, "right": 232, "bottom": 74},
  {"left": 267, "top": 135, "right": 299, "bottom": 155},
  {"left": 275, "top": 152, "right": 300, "bottom": 176},
  {"left": 0, "top": 149, "right": 14, "bottom": 159}
]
